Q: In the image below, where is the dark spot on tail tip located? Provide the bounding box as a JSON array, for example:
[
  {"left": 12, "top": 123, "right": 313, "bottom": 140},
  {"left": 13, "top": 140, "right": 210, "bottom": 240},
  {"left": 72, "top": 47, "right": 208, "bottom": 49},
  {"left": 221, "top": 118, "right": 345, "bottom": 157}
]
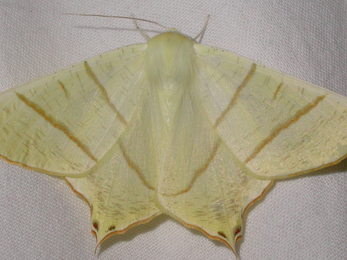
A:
[
  {"left": 234, "top": 227, "right": 241, "bottom": 236},
  {"left": 108, "top": 225, "right": 115, "bottom": 232},
  {"left": 93, "top": 221, "right": 99, "bottom": 231},
  {"left": 218, "top": 231, "right": 227, "bottom": 239}
]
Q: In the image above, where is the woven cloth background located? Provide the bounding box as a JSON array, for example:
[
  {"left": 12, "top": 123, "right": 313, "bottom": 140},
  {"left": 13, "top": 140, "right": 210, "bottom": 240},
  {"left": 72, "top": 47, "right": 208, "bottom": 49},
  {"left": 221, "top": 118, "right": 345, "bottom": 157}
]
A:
[{"left": 0, "top": 1, "right": 346, "bottom": 259}]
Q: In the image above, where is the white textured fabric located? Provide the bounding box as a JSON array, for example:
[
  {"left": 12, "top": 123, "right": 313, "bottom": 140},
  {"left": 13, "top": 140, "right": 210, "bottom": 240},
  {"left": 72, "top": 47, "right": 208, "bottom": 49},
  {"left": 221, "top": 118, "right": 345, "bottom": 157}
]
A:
[{"left": 0, "top": 1, "right": 346, "bottom": 259}]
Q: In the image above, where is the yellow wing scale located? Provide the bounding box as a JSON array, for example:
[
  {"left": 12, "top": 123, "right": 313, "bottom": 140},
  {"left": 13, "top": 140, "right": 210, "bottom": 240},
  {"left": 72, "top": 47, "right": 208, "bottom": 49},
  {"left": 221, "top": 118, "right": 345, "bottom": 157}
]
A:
[
  {"left": 0, "top": 44, "right": 146, "bottom": 176},
  {"left": 195, "top": 44, "right": 347, "bottom": 179},
  {"left": 1, "top": 30, "right": 347, "bottom": 258}
]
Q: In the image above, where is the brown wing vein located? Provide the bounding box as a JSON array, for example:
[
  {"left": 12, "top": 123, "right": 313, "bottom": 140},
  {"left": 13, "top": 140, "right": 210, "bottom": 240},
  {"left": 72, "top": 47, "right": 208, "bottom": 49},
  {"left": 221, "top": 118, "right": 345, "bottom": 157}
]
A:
[
  {"left": 244, "top": 94, "right": 327, "bottom": 164},
  {"left": 214, "top": 63, "right": 257, "bottom": 127},
  {"left": 273, "top": 82, "right": 283, "bottom": 100},
  {"left": 164, "top": 138, "right": 222, "bottom": 197},
  {"left": 57, "top": 80, "right": 69, "bottom": 98},
  {"left": 84, "top": 61, "right": 128, "bottom": 125},
  {"left": 119, "top": 141, "right": 155, "bottom": 191},
  {"left": 15, "top": 92, "right": 97, "bottom": 162}
]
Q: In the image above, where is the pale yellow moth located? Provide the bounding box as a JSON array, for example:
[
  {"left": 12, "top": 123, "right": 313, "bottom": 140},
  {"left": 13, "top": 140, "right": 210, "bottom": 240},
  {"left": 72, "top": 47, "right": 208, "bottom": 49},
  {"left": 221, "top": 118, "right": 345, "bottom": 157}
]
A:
[{"left": 1, "top": 16, "right": 346, "bottom": 258}]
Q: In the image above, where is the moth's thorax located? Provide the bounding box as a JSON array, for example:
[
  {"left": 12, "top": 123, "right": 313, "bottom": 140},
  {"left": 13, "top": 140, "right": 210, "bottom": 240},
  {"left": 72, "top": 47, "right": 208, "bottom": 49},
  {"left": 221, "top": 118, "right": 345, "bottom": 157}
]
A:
[
  {"left": 144, "top": 31, "right": 197, "bottom": 127},
  {"left": 145, "top": 31, "right": 196, "bottom": 85}
]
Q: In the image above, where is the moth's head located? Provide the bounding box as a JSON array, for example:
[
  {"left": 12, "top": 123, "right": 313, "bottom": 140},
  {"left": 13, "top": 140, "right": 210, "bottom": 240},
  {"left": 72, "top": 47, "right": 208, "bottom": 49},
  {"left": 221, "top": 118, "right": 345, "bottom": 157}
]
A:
[{"left": 147, "top": 29, "right": 194, "bottom": 47}]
